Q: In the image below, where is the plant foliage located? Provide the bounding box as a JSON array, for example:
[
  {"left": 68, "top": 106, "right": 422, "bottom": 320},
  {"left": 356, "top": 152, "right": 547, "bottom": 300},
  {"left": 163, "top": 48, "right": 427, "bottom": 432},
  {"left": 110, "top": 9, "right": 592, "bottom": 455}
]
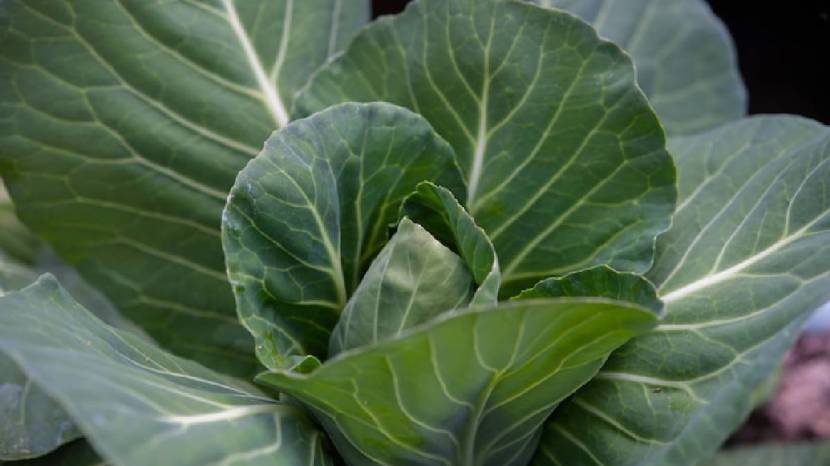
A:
[{"left": 0, "top": 0, "right": 827, "bottom": 465}]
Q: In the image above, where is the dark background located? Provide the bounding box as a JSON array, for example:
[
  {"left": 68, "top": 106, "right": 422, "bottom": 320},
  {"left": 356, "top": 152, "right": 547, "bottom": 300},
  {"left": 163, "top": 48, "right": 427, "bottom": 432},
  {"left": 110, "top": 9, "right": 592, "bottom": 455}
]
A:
[{"left": 371, "top": 0, "right": 830, "bottom": 125}]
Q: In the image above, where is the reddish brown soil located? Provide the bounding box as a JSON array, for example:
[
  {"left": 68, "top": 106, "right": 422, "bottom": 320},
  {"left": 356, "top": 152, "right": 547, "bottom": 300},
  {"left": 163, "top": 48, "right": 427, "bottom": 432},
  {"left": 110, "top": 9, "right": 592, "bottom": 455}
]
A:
[{"left": 730, "top": 332, "right": 830, "bottom": 444}]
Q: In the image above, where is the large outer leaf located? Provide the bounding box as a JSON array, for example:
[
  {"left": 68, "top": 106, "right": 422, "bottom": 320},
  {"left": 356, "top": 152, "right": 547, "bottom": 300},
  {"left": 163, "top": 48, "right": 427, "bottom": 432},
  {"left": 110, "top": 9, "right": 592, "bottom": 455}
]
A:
[
  {"left": 533, "top": 116, "right": 830, "bottom": 466},
  {"left": 0, "top": 276, "right": 335, "bottom": 466},
  {"left": 259, "top": 299, "right": 656, "bottom": 466},
  {"left": 401, "top": 182, "right": 501, "bottom": 305},
  {"left": 223, "top": 102, "right": 465, "bottom": 369},
  {"left": 329, "top": 218, "right": 474, "bottom": 356},
  {"left": 295, "top": 0, "right": 676, "bottom": 295},
  {"left": 533, "top": 0, "right": 747, "bottom": 136},
  {"left": 0, "top": 0, "right": 369, "bottom": 375}
]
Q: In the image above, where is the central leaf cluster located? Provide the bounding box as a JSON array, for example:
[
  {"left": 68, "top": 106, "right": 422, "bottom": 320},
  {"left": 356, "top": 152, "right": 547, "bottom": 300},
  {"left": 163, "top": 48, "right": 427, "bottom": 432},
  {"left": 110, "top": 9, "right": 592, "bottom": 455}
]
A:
[{"left": 220, "top": 1, "right": 675, "bottom": 464}]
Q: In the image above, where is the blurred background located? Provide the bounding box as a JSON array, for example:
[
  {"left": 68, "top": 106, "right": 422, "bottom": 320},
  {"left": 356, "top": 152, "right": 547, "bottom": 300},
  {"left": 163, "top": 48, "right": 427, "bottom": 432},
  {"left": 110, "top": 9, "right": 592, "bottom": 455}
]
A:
[{"left": 372, "top": 0, "right": 830, "bottom": 447}]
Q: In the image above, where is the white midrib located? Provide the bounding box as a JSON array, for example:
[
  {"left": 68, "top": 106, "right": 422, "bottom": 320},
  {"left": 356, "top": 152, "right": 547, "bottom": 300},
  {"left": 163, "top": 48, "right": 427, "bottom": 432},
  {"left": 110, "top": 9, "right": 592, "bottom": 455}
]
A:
[
  {"left": 222, "top": 0, "right": 290, "bottom": 128},
  {"left": 467, "top": 80, "right": 488, "bottom": 205},
  {"left": 165, "top": 403, "right": 279, "bottom": 426},
  {"left": 466, "top": 20, "right": 495, "bottom": 206},
  {"left": 661, "top": 216, "right": 824, "bottom": 304}
]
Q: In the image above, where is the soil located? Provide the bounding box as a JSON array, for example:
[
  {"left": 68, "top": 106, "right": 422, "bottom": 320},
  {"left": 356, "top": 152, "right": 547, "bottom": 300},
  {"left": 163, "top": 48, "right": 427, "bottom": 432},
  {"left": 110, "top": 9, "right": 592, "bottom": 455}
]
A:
[{"left": 729, "top": 332, "right": 830, "bottom": 444}]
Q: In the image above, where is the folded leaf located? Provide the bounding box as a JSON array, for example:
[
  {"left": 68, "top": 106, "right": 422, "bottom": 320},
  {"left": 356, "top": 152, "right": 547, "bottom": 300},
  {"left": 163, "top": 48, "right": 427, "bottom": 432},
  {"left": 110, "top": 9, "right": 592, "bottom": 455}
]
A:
[
  {"left": 329, "top": 218, "right": 474, "bottom": 356},
  {"left": 0, "top": 276, "right": 334, "bottom": 466},
  {"left": 401, "top": 182, "right": 501, "bottom": 305},
  {"left": 533, "top": 116, "right": 830, "bottom": 466},
  {"left": 0, "top": 0, "right": 369, "bottom": 375},
  {"left": 514, "top": 266, "right": 662, "bottom": 314},
  {"left": 259, "top": 299, "right": 656, "bottom": 466},
  {"left": 296, "top": 0, "right": 676, "bottom": 295},
  {"left": 223, "top": 102, "right": 465, "bottom": 369},
  {"left": 532, "top": 0, "right": 747, "bottom": 136}
]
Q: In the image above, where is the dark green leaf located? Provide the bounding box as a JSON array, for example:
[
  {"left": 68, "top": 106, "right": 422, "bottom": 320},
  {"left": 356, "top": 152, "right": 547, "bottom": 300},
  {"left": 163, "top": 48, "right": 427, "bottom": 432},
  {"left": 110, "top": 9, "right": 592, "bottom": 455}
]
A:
[
  {"left": 0, "top": 0, "right": 369, "bottom": 375},
  {"left": 259, "top": 299, "right": 656, "bottom": 466},
  {"left": 222, "top": 102, "right": 465, "bottom": 369},
  {"left": 329, "top": 218, "right": 474, "bottom": 356},
  {"left": 0, "top": 276, "right": 334, "bottom": 466},
  {"left": 296, "top": 0, "right": 676, "bottom": 295},
  {"left": 532, "top": 0, "right": 747, "bottom": 136},
  {"left": 533, "top": 116, "right": 830, "bottom": 466}
]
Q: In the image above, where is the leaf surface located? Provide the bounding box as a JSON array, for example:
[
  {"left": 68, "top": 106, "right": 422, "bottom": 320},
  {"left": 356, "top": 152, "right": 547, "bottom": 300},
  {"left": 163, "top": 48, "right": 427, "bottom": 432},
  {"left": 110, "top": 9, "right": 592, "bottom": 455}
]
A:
[
  {"left": 1, "top": 182, "right": 79, "bottom": 461},
  {"left": 329, "top": 218, "right": 474, "bottom": 356},
  {"left": 533, "top": 116, "right": 830, "bottom": 466},
  {"left": 401, "top": 182, "right": 501, "bottom": 305},
  {"left": 514, "top": 265, "right": 662, "bottom": 313},
  {"left": 0, "top": 276, "right": 335, "bottom": 466},
  {"left": 259, "top": 299, "right": 656, "bottom": 466},
  {"left": 532, "top": 0, "right": 747, "bottom": 135},
  {"left": 0, "top": 0, "right": 369, "bottom": 375},
  {"left": 296, "top": 0, "right": 676, "bottom": 294},
  {"left": 222, "top": 102, "right": 464, "bottom": 368},
  {"left": 0, "top": 354, "right": 80, "bottom": 461}
]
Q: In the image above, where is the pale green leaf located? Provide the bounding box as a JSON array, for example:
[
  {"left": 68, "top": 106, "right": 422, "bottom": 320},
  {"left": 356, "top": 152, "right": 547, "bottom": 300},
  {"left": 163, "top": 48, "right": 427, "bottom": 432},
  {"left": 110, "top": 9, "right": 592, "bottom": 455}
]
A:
[
  {"left": 400, "top": 182, "right": 501, "bottom": 306},
  {"left": 259, "top": 299, "right": 656, "bottom": 466},
  {"left": 295, "top": 0, "right": 676, "bottom": 295},
  {"left": 1, "top": 182, "right": 79, "bottom": 461},
  {"left": 531, "top": 0, "right": 747, "bottom": 136},
  {"left": 329, "top": 218, "right": 474, "bottom": 356},
  {"left": 222, "top": 102, "right": 465, "bottom": 369},
  {"left": 514, "top": 265, "right": 662, "bottom": 313},
  {"left": 0, "top": 276, "right": 335, "bottom": 466},
  {"left": 0, "top": 0, "right": 369, "bottom": 375},
  {"left": 533, "top": 116, "right": 830, "bottom": 466},
  {"left": 705, "top": 443, "right": 830, "bottom": 466}
]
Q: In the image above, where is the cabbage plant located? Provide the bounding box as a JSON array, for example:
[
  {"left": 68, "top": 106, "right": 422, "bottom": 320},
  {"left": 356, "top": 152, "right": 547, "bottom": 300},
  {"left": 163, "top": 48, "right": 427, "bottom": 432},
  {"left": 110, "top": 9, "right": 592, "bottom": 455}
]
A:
[{"left": 0, "top": 0, "right": 828, "bottom": 465}]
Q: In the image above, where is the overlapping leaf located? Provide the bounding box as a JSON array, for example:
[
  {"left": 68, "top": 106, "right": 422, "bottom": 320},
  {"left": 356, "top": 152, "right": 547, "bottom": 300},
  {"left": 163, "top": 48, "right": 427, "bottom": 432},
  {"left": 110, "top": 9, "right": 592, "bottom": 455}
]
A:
[
  {"left": 533, "top": 116, "right": 830, "bottom": 466},
  {"left": 1, "top": 182, "right": 79, "bottom": 461},
  {"left": 401, "top": 182, "right": 501, "bottom": 305},
  {"left": 532, "top": 0, "right": 747, "bottom": 136},
  {"left": 0, "top": 0, "right": 369, "bottom": 375},
  {"left": 515, "top": 266, "right": 662, "bottom": 314},
  {"left": 0, "top": 276, "right": 335, "bottom": 466},
  {"left": 295, "top": 0, "right": 676, "bottom": 295},
  {"left": 223, "top": 102, "right": 465, "bottom": 369},
  {"left": 259, "top": 299, "right": 656, "bottom": 466},
  {"left": 329, "top": 218, "right": 474, "bottom": 356}
]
